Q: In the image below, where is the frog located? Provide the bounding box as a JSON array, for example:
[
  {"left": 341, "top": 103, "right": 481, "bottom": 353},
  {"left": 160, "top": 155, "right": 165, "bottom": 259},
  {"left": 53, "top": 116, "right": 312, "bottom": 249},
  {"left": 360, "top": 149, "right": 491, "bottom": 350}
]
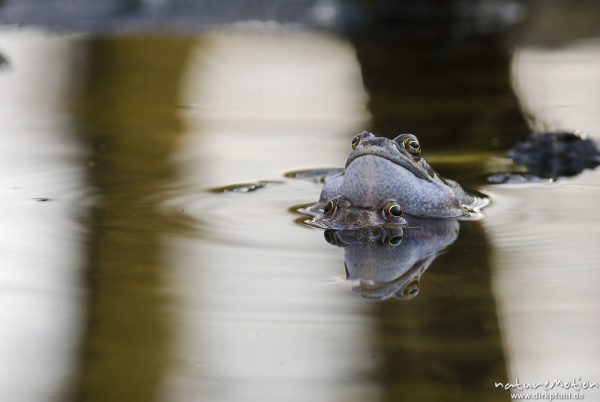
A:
[{"left": 304, "top": 131, "right": 487, "bottom": 230}]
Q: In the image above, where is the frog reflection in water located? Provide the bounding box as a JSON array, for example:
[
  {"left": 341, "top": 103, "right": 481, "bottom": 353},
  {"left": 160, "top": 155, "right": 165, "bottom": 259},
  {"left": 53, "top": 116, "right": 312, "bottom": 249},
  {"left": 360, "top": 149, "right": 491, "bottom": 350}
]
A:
[
  {"left": 325, "top": 217, "right": 459, "bottom": 301},
  {"left": 306, "top": 131, "right": 487, "bottom": 229}
]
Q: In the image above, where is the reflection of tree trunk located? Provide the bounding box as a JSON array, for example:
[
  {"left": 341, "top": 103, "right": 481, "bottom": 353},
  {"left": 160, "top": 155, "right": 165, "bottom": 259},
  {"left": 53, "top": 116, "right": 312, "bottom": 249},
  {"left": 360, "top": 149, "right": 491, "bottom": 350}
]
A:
[
  {"left": 349, "top": 23, "right": 529, "bottom": 151},
  {"left": 70, "top": 36, "right": 192, "bottom": 402},
  {"left": 372, "top": 223, "right": 510, "bottom": 402},
  {"left": 347, "top": 26, "right": 521, "bottom": 399}
]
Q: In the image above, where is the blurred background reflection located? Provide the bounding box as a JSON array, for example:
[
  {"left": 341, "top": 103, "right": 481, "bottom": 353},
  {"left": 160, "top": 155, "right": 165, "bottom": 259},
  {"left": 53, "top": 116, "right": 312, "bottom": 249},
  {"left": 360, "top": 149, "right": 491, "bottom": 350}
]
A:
[
  {"left": 70, "top": 36, "right": 193, "bottom": 402},
  {"left": 486, "top": 4, "right": 600, "bottom": 400},
  {"left": 161, "top": 28, "right": 377, "bottom": 402},
  {"left": 0, "top": 29, "right": 85, "bottom": 402}
]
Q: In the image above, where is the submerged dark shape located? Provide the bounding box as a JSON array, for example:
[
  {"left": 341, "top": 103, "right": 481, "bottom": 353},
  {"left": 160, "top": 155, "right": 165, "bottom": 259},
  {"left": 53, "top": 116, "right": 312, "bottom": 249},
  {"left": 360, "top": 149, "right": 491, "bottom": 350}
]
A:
[
  {"left": 486, "top": 173, "right": 551, "bottom": 184},
  {"left": 0, "top": 52, "right": 9, "bottom": 71},
  {"left": 306, "top": 131, "right": 487, "bottom": 229},
  {"left": 488, "top": 131, "right": 600, "bottom": 183},
  {"left": 284, "top": 168, "right": 344, "bottom": 184},
  {"left": 325, "top": 217, "right": 459, "bottom": 301},
  {"left": 509, "top": 131, "right": 600, "bottom": 179},
  {"left": 210, "top": 180, "right": 283, "bottom": 194}
]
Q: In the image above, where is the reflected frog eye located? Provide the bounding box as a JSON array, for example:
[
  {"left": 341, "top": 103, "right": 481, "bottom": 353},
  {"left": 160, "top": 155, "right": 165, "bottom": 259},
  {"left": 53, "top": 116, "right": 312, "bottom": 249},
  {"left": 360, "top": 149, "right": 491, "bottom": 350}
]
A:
[
  {"left": 402, "top": 280, "right": 420, "bottom": 298},
  {"left": 383, "top": 234, "right": 403, "bottom": 248},
  {"left": 324, "top": 229, "right": 339, "bottom": 245},
  {"left": 351, "top": 135, "right": 362, "bottom": 150},
  {"left": 324, "top": 199, "right": 337, "bottom": 215},
  {"left": 382, "top": 201, "right": 403, "bottom": 220},
  {"left": 403, "top": 138, "right": 421, "bottom": 156}
]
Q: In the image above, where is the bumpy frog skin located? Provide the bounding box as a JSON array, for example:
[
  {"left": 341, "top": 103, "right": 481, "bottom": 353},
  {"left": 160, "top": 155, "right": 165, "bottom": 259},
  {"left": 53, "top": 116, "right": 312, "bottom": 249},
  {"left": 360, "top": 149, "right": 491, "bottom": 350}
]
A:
[{"left": 313, "top": 131, "right": 486, "bottom": 226}]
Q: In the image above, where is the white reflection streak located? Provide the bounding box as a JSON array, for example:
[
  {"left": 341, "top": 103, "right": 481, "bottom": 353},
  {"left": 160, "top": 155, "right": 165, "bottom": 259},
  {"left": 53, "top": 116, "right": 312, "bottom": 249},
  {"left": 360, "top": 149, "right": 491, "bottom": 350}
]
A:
[
  {"left": 512, "top": 42, "right": 600, "bottom": 137},
  {"left": 176, "top": 27, "right": 370, "bottom": 187},
  {"left": 164, "top": 28, "right": 377, "bottom": 402},
  {"left": 488, "top": 42, "right": 600, "bottom": 401},
  {"left": 0, "top": 30, "right": 85, "bottom": 402}
]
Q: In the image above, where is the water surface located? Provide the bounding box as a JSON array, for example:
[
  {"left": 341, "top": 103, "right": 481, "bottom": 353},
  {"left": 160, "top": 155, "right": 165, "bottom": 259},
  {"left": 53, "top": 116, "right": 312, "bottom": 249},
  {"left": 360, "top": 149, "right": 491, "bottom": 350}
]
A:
[{"left": 1, "top": 14, "right": 600, "bottom": 402}]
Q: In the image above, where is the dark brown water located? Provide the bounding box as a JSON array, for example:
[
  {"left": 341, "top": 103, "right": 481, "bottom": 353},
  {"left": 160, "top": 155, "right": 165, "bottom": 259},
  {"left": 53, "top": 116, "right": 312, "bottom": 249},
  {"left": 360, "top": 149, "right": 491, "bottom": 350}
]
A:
[{"left": 1, "top": 9, "right": 600, "bottom": 402}]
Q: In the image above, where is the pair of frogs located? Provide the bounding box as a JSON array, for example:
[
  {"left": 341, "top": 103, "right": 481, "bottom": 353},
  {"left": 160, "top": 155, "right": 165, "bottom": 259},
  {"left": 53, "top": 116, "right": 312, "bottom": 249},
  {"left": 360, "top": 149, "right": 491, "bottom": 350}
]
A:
[
  {"left": 219, "top": 130, "right": 597, "bottom": 300},
  {"left": 306, "top": 131, "right": 488, "bottom": 230},
  {"left": 302, "top": 131, "right": 480, "bottom": 300}
]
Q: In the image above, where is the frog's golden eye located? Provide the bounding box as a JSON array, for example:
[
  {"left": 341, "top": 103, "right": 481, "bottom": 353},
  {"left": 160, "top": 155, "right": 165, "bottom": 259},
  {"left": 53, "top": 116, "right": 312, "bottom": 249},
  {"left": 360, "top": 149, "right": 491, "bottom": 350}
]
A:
[
  {"left": 351, "top": 135, "right": 362, "bottom": 150},
  {"left": 403, "top": 137, "right": 421, "bottom": 156},
  {"left": 324, "top": 199, "right": 337, "bottom": 215},
  {"left": 382, "top": 201, "right": 403, "bottom": 220}
]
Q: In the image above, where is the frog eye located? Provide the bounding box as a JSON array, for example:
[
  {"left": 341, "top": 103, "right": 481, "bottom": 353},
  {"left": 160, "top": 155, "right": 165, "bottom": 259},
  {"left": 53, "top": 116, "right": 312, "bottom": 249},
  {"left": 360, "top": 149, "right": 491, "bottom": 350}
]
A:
[
  {"left": 382, "top": 201, "right": 403, "bottom": 220},
  {"left": 324, "top": 229, "right": 339, "bottom": 245},
  {"left": 324, "top": 199, "right": 337, "bottom": 215},
  {"left": 402, "top": 280, "right": 420, "bottom": 298},
  {"left": 351, "top": 135, "right": 362, "bottom": 150},
  {"left": 403, "top": 137, "right": 421, "bottom": 156},
  {"left": 383, "top": 234, "right": 403, "bottom": 248}
]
